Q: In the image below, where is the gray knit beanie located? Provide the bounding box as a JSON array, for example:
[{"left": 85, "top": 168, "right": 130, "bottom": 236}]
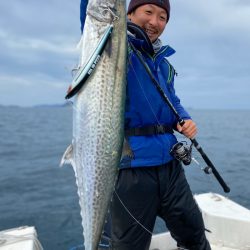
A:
[{"left": 127, "top": 0, "right": 170, "bottom": 21}]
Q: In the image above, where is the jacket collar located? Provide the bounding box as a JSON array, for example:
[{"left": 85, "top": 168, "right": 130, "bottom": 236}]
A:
[{"left": 128, "top": 35, "right": 176, "bottom": 59}]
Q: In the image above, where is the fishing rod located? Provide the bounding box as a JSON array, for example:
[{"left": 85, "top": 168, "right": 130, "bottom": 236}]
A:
[{"left": 129, "top": 41, "right": 230, "bottom": 193}]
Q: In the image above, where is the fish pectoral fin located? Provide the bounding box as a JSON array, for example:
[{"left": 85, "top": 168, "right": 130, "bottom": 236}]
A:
[
  {"left": 121, "top": 138, "right": 134, "bottom": 159},
  {"left": 60, "top": 144, "right": 74, "bottom": 167}
]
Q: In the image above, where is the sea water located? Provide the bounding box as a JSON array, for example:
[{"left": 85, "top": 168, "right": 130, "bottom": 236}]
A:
[{"left": 0, "top": 106, "right": 249, "bottom": 250}]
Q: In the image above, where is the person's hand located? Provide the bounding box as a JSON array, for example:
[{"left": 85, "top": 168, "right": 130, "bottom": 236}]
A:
[{"left": 176, "top": 119, "right": 197, "bottom": 139}]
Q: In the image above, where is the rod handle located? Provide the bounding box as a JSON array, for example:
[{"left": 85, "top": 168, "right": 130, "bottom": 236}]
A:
[{"left": 191, "top": 138, "right": 230, "bottom": 193}]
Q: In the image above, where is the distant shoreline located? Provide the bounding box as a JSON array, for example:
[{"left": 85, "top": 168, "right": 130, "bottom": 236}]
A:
[
  {"left": 0, "top": 104, "right": 249, "bottom": 111},
  {"left": 0, "top": 103, "right": 72, "bottom": 108}
]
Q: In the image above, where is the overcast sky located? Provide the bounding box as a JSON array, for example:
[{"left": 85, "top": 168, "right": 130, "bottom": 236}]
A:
[{"left": 0, "top": 0, "right": 249, "bottom": 109}]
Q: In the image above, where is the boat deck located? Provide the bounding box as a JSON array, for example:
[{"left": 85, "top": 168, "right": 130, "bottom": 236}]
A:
[
  {"left": 1, "top": 193, "right": 250, "bottom": 250},
  {"left": 150, "top": 231, "right": 247, "bottom": 250},
  {"left": 150, "top": 193, "right": 250, "bottom": 250}
]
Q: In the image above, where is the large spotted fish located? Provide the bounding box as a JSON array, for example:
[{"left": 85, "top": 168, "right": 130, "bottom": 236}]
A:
[{"left": 61, "top": 0, "right": 127, "bottom": 249}]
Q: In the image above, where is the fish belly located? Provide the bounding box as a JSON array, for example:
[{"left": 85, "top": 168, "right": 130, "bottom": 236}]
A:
[{"left": 72, "top": 1, "right": 126, "bottom": 249}]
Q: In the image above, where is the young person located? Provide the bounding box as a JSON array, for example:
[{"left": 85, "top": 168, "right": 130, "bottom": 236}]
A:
[{"left": 108, "top": 1, "right": 211, "bottom": 249}]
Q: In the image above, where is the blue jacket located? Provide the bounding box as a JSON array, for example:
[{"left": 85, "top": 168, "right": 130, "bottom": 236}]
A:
[{"left": 120, "top": 35, "right": 191, "bottom": 169}]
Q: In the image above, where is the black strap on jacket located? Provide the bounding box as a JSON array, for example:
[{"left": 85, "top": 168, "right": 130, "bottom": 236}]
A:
[{"left": 125, "top": 124, "right": 173, "bottom": 137}]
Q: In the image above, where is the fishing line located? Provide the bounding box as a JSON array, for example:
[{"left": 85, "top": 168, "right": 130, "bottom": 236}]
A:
[
  {"left": 65, "top": 100, "right": 81, "bottom": 116},
  {"left": 128, "top": 55, "right": 162, "bottom": 127},
  {"left": 107, "top": 190, "right": 190, "bottom": 250},
  {"left": 114, "top": 190, "right": 153, "bottom": 235},
  {"left": 129, "top": 40, "right": 230, "bottom": 193},
  {"left": 100, "top": 7, "right": 119, "bottom": 22}
]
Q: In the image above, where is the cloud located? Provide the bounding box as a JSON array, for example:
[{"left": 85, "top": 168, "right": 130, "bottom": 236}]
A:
[
  {"left": 161, "top": 0, "right": 250, "bottom": 109},
  {"left": 0, "top": 0, "right": 249, "bottom": 108},
  {"left": 0, "top": 0, "right": 81, "bottom": 106},
  {"left": 0, "top": 72, "right": 69, "bottom": 106},
  {"left": 0, "top": 1, "right": 80, "bottom": 39}
]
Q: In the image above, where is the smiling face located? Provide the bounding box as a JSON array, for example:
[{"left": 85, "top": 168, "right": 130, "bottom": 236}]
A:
[{"left": 128, "top": 4, "right": 168, "bottom": 43}]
